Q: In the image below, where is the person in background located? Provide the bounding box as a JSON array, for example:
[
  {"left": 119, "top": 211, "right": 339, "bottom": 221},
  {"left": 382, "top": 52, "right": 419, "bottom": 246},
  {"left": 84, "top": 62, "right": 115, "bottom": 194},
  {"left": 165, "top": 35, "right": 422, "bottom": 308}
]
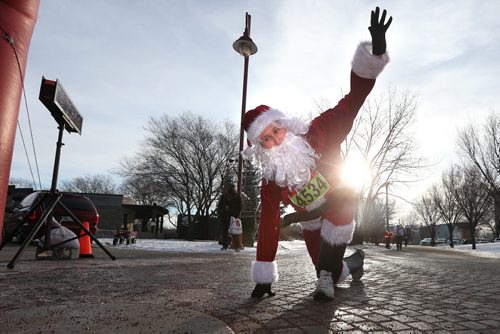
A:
[
  {"left": 217, "top": 182, "right": 242, "bottom": 250},
  {"left": 384, "top": 229, "right": 393, "bottom": 249},
  {"left": 394, "top": 225, "right": 404, "bottom": 251}
]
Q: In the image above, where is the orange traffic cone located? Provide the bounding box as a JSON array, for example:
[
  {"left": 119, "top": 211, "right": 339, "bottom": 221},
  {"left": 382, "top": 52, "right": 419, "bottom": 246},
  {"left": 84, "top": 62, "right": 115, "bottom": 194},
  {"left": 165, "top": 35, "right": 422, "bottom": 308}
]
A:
[{"left": 79, "top": 221, "right": 95, "bottom": 258}]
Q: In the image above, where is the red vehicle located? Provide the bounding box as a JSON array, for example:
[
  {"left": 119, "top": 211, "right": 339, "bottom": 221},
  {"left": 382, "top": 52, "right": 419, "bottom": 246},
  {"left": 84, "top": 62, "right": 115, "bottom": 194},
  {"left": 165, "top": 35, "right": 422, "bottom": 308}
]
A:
[{"left": 2, "top": 191, "right": 99, "bottom": 244}]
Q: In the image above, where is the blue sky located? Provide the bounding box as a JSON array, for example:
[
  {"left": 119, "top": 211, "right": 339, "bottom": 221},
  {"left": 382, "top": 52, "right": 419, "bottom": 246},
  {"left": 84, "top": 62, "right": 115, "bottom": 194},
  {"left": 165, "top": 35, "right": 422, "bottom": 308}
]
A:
[{"left": 10, "top": 0, "right": 500, "bottom": 216}]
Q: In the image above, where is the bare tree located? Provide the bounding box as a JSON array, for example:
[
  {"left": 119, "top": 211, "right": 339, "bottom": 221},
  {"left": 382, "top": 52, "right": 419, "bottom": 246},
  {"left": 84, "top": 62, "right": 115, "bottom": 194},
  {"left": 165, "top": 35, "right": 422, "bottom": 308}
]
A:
[
  {"left": 399, "top": 213, "right": 419, "bottom": 244},
  {"left": 452, "top": 165, "right": 493, "bottom": 249},
  {"left": 413, "top": 191, "right": 440, "bottom": 246},
  {"left": 345, "top": 88, "right": 425, "bottom": 242},
  {"left": 60, "top": 174, "right": 118, "bottom": 194},
  {"left": 432, "top": 166, "right": 464, "bottom": 248},
  {"left": 360, "top": 198, "right": 394, "bottom": 245},
  {"left": 9, "top": 177, "right": 35, "bottom": 188},
  {"left": 480, "top": 207, "right": 496, "bottom": 238},
  {"left": 400, "top": 212, "right": 418, "bottom": 228},
  {"left": 314, "top": 88, "right": 425, "bottom": 243},
  {"left": 118, "top": 112, "right": 238, "bottom": 231},
  {"left": 119, "top": 172, "right": 175, "bottom": 233},
  {"left": 120, "top": 173, "right": 171, "bottom": 206},
  {"left": 457, "top": 111, "right": 500, "bottom": 237}
]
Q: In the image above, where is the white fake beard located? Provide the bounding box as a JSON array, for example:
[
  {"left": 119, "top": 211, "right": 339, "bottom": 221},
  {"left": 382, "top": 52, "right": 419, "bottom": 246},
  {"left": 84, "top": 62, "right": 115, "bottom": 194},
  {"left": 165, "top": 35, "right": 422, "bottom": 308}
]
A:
[{"left": 243, "top": 132, "right": 317, "bottom": 190}]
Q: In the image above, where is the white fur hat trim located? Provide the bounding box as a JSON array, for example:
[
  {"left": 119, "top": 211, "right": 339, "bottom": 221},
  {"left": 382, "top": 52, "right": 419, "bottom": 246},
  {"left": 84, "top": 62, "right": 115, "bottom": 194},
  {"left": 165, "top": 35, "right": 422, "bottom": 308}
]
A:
[{"left": 247, "top": 108, "right": 285, "bottom": 144}]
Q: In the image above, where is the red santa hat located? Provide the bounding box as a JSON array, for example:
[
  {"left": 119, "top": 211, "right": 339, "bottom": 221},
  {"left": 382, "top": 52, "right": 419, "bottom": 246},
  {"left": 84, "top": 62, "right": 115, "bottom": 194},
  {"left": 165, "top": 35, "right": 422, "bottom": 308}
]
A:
[{"left": 243, "top": 105, "right": 286, "bottom": 145}]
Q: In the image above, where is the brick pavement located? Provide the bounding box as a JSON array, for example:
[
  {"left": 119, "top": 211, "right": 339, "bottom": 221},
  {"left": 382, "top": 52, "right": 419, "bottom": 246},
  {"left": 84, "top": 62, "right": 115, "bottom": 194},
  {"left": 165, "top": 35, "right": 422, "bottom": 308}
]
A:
[{"left": 1, "top": 242, "right": 499, "bottom": 333}]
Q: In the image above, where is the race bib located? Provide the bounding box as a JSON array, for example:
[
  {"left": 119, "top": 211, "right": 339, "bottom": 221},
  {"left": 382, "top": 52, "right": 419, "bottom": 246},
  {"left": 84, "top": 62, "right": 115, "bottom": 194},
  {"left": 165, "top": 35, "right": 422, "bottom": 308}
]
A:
[{"left": 289, "top": 171, "right": 330, "bottom": 208}]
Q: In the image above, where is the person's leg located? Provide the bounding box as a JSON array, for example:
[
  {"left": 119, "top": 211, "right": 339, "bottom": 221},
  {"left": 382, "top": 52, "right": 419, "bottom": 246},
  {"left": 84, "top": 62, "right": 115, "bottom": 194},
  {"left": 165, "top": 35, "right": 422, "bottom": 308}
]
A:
[
  {"left": 314, "top": 195, "right": 357, "bottom": 299},
  {"left": 221, "top": 219, "right": 230, "bottom": 249},
  {"left": 316, "top": 242, "right": 346, "bottom": 282},
  {"left": 313, "top": 240, "right": 346, "bottom": 299},
  {"left": 301, "top": 219, "right": 322, "bottom": 266}
]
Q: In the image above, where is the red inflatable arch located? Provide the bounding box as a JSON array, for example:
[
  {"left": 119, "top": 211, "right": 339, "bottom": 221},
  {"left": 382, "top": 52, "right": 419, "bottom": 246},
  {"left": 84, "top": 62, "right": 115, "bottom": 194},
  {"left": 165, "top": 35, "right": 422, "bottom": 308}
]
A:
[{"left": 0, "top": 0, "right": 39, "bottom": 243}]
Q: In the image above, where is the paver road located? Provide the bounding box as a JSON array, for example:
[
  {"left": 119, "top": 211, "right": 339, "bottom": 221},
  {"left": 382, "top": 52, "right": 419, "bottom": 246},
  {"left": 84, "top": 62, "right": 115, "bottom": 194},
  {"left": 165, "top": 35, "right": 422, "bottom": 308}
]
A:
[{"left": 1, "top": 243, "right": 499, "bottom": 333}]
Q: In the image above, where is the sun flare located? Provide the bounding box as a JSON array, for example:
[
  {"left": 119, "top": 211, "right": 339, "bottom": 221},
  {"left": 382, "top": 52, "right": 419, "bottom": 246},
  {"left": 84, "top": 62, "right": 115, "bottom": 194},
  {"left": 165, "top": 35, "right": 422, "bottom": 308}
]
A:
[{"left": 340, "top": 155, "right": 372, "bottom": 189}]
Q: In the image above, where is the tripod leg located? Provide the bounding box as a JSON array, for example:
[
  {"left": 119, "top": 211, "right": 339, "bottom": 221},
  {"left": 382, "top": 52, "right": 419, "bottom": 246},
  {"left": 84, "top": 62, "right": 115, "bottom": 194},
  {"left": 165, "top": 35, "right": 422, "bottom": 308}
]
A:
[
  {"left": 58, "top": 202, "right": 116, "bottom": 261},
  {"left": 7, "top": 194, "right": 62, "bottom": 269}
]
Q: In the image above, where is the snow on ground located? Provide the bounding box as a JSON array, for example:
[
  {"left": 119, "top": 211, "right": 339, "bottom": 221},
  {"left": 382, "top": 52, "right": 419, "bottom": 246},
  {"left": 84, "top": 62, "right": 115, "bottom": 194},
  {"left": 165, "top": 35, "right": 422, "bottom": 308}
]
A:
[
  {"left": 100, "top": 238, "right": 306, "bottom": 255},
  {"left": 446, "top": 242, "right": 500, "bottom": 259},
  {"left": 100, "top": 238, "right": 500, "bottom": 258}
]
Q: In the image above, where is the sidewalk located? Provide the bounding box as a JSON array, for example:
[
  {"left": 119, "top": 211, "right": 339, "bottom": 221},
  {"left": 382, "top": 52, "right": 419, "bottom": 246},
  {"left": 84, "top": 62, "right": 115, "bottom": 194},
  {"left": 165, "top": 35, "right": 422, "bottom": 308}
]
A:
[{"left": 1, "top": 242, "right": 499, "bottom": 333}]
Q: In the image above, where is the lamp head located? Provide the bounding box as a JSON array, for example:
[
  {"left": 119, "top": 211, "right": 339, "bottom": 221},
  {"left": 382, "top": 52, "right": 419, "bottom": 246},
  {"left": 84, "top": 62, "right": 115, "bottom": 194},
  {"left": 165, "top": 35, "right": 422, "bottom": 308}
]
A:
[{"left": 233, "top": 35, "right": 257, "bottom": 57}]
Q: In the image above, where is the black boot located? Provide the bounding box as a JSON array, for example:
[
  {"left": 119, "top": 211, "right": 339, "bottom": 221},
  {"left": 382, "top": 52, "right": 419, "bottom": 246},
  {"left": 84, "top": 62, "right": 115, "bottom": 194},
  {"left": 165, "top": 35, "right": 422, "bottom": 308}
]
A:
[
  {"left": 344, "top": 248, "right": 365, "bottom": 281},
  {"left": 251, "top": 283, "right": 275, "bottom": 298}
]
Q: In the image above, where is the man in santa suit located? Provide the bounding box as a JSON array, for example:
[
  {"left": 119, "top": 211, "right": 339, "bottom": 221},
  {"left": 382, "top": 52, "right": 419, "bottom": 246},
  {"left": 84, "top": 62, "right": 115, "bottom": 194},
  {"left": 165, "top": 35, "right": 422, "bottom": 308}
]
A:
[{"left": 242, "top": 7, "right": 392, "bottom": 299}]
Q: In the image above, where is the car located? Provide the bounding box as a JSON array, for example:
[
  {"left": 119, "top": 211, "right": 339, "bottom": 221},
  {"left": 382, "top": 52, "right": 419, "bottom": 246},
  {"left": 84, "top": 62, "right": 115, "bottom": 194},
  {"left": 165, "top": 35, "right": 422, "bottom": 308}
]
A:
[
  {"left": 2, "top": 191, "right": 99, "bottom": 245},
  {"left": 450, "top": 238, "right": 463, "bottom": 245},
  {"left": 476, "top": 238, "right": 493, "bottom": 243},
  {"left": 420, "top": 237, "right": 432, "bottom": 246},
  {"left": 494, "top": 237, "right": 500, "bottom": 243},
  {"left": 435, "top": 238, "right": 447, "bottom": 244}
]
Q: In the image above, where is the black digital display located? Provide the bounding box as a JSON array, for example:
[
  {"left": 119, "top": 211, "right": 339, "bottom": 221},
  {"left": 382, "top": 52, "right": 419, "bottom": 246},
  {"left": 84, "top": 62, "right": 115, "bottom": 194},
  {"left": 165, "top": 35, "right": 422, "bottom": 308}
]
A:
[{"left": 39, "top": 77, "right": 83, "bottom": 134}]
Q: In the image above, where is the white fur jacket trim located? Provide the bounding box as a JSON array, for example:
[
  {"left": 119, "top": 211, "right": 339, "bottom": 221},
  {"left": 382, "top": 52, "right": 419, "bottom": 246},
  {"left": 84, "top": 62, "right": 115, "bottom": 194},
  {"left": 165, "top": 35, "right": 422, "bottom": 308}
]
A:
[
  {"left": 351, "top": 41, "right": 390, "bottom": 79},
  {"left": 320, "top": 219, "right": 355, "bottom": 245}
]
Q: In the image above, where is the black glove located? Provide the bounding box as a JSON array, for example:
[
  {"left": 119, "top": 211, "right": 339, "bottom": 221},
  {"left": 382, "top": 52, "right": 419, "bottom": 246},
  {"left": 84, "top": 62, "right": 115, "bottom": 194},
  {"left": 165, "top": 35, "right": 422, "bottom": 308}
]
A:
[
  {"left": 251, "top": 283, "right": 276, "bottom": 298},
  {"left": 368, "top": 7, "right": 393, "bottom": 55}
]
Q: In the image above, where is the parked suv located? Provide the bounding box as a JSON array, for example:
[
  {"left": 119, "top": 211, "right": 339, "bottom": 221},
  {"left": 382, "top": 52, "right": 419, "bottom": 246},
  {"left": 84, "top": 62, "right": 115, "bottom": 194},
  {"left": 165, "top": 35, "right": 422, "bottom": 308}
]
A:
[
  {"left": 2, "top": 191, "right": 99, "bottom": 244},
  {"left": 419, "top": 237, "right": 432, "bottom": 246}
]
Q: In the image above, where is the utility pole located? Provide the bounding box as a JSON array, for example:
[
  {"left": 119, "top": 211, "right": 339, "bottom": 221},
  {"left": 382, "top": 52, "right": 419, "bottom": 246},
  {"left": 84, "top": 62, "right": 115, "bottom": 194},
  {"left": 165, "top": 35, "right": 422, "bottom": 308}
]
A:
[{"left": 384, "top": 181, "right": 391, "bottom": 230}]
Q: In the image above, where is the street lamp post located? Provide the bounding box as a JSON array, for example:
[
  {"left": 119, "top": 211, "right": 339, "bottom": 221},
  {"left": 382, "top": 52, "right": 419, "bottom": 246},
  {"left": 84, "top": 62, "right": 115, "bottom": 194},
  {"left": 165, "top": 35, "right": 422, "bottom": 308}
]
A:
[
  {"left": 233, "top": 12, "right": 257, "bottom": 195},
  {"left": 384, "top": 181, "right": 391, "bottom": 230}
]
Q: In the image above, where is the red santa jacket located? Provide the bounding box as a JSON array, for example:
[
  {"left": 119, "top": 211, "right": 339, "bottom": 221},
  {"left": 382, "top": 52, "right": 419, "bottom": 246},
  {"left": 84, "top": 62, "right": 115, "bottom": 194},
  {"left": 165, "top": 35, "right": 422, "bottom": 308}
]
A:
[{"left": 255, "top": 71, "right": 376, "bottom": 264}]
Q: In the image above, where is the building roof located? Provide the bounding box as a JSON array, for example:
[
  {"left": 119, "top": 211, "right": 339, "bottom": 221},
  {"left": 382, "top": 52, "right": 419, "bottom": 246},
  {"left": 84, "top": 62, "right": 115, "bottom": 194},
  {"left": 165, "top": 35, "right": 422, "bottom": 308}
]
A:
[{"left": 122, "top": 204, "right": 169, "bottom": 220}]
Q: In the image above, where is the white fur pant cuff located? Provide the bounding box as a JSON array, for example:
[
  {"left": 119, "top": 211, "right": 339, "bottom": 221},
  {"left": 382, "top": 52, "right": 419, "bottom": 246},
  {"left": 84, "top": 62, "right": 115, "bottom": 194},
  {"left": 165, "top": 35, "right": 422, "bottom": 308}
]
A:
[{"left": 252, "top": 261, "right": 279, "bottom": 284}]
